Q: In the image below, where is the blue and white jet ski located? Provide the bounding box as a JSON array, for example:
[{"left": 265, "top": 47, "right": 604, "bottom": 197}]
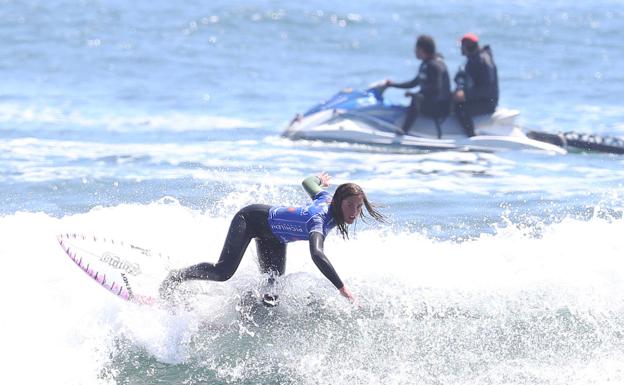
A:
[{"left": 283, "top": 84, "right": 566, "bottom": 154}]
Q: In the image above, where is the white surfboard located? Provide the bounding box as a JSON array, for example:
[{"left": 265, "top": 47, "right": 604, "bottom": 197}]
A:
[{"left": 57, "top": 233, "right": 172, "bottom": 305}]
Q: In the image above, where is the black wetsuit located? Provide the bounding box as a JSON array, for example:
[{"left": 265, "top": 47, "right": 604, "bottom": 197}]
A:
[
  {"left": 391, "top": 53, "right": 451, "bottom": 131},
  {"left": 454, "top": 45, "right": 499, "bottom": 136},
  {"left": 174, "top": 204, "right": 344, "bottom": 289}
]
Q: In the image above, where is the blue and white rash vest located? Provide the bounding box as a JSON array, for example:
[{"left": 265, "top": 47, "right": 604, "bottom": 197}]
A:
[{"left": 267, "top": 190, "right": 336, "bottom": 243}]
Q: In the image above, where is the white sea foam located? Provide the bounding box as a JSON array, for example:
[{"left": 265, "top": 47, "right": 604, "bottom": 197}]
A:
[
  {"left": 0, "top": 103, "right": 260, "bottom": 132},
  {"left": 1, "top": 202, "right": 623, "bottom": 384},
  {"left": 3, "top": 136, "right": 623, "bottom": 203}
]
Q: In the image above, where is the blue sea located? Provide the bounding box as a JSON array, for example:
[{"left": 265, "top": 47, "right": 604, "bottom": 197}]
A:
[{"left": 2, "top": 1, "right": 624, "bottom": 384}]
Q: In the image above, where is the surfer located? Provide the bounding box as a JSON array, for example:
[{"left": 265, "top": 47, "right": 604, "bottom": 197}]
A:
[{"left": 159, "top": 173, "right": 384, "bottom": 305}]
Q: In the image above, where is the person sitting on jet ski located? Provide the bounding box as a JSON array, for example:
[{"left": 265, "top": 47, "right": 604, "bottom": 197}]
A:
[
  {"left": 384, "top": 34, "right": 451, "bottom": 135},
  {"left": 452, "top": 33, "right": 499, "bottom": 137}
]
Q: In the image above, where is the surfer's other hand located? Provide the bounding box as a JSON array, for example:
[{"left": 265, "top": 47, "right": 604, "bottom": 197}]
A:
[
  {"left": 339, "top": 286, "right": 355, "bottom": 302},
  {"left": 318, "top": 171, "right": 331, "bottom": 187}
]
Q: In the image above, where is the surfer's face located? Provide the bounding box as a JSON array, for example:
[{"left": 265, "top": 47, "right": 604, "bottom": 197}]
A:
[{"left": 341, "top": 195, "right": 364, "bottom": 224}]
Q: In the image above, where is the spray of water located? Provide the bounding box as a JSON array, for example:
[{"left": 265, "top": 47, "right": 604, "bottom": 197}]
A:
[{"left": 1, "top": 197, "right": 623, "bottom": 384}]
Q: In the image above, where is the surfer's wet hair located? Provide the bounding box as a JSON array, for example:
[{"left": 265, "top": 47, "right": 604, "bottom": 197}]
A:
[{"left": 330, "top": 183, "right": 385, "bottom": 239}]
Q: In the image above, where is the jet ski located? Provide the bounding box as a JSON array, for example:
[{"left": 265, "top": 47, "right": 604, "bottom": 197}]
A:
[{"left": 283, "top": 84, "right": 567, "bottom": 154}]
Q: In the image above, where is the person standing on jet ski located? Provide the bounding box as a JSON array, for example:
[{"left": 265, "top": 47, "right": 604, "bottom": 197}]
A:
[
  {"left": 384, "top": 35, "right": 451, "bottom": 135},
  {"left": 452, "top": 33, "right": 499, "bottom": 137}
]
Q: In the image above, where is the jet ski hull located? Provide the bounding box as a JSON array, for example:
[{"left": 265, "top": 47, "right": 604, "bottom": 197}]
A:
[{"left": 283, "top": 89, "right": 566, "bottom": 154}]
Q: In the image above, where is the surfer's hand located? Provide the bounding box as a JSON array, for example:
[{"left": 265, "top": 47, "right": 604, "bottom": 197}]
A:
[
  {"left": 318, "top": 172, "right": 331, "bottom": 187},
  {"left": 339, "top": 286, "right": 355, "bottom": 302}
]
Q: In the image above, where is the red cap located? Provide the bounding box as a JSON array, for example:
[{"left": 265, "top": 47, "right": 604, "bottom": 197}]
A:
[{"left": 461, "top": 33, "right": 479, "bottom": 43}]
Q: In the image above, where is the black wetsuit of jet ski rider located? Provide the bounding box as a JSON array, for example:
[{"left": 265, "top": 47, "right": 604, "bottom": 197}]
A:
[
  {"left": 386, "top": 35, "right": 451, "bottom": 134},
  {"left": 453, "top": 33, "right": 499, "bottom": 137}
]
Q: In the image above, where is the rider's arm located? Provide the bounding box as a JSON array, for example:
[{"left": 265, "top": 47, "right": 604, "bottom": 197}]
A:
[
  {"left": 388, "top": 76, "right": 420, "bottom": 89},
  {"left": 308, "top": 232, "right": 344, "bottom": 289}
]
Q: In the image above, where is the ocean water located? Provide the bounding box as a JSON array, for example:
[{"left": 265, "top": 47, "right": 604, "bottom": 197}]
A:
[{"left": 2, "top": 1, "right": 624, "bottom": 384}]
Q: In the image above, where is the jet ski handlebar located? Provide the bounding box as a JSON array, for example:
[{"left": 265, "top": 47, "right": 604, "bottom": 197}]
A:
[{"left": 366, "top": 80, "right": 389, "bottom": 100}]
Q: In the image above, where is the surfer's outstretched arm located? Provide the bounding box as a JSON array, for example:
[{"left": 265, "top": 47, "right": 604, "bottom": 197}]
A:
[
  {"left": 309, "top": 232, "right": 354, "bottom": 302},
  {"left": 302, "top": 172, "right": 331, "bottom": 199}
]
